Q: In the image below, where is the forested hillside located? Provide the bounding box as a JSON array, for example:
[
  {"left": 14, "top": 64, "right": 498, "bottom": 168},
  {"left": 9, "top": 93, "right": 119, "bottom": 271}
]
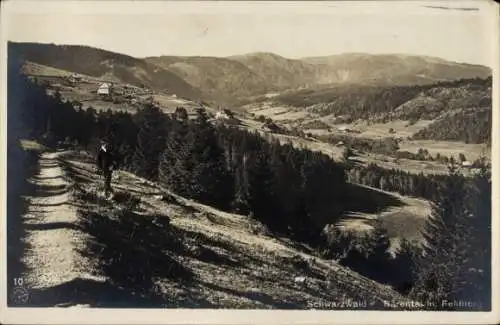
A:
[{"left": 412, "top": 108, "right": 491, "bottom": 144}]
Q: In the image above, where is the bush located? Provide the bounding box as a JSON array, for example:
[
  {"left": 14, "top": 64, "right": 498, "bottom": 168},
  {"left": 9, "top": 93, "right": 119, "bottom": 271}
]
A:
[{"left": 113, "top": 191, "right": 141, "bottom": 210}]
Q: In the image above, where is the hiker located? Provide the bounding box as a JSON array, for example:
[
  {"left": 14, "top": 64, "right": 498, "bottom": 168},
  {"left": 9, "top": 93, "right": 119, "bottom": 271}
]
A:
[{"left": 97, "top": 141, "right": 119, "bottom": 198}]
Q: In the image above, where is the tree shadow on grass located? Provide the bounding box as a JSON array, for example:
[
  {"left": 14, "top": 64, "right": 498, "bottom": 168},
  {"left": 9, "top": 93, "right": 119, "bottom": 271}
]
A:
[
  {"left": 198, "top": 280, "right": 305, "bottom": 309},
  {"left": 175, "top": 228, "right": 245, "bottom": 269},
  {"left": 69, "top": 196, "right": 266, "bottom": 308},
  {"left": 75, "top": 208, "right": 196, "bottom": 307},
  {"left": 343, "top": 183, "right": 406, "bottom": 215}
]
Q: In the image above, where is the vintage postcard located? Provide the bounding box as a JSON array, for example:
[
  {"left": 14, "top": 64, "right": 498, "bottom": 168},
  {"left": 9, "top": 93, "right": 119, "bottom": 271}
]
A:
[{"left": 1, "top": 0, "right": 498, "bottom": 324}]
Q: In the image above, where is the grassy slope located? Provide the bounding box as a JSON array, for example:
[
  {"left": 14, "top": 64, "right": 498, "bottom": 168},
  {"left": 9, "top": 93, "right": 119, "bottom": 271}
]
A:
[{"left": 40, "top": 150, "right": 419, "bottom": 309}]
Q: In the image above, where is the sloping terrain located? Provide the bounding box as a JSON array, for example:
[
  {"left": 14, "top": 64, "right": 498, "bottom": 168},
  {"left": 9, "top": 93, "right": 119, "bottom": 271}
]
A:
[
  {"left": 227, "top": 52, "right": 321, "bottom": 89},
  {"left": 336, "top": 184, "right": 432, "bottom": 253},
  {"left": 10, "top": 42, "right": 491, "bottom": 104},
  {"left": 301, "top": 53, "right": 491, "bottom": 84},
  {"left": 21, "top": 61, "right": 212, "bottom": 114},
  {"left": 9, "top": 42, "right": 201, "bottom": 100},
  {"left": 17, "top": 148, "right": 419, "bottom": 309},
  {"left": 146, "top": 56, "right": 269, "bottom": 100},
  {"left": 411, "top": 107, "right": 491, "bottom": 144}
]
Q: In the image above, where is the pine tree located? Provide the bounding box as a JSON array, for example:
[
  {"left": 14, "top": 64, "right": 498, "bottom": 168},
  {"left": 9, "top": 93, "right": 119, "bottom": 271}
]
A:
[
  {"left": 410, "top": 162, "right": 473, "bottom": 309},
  {"left": 247, "top": 149, "right": 277, "bottom": 226},
  {"left": 231, "top": 157, "right": 251, "bottom": 214},
  {"left": 461, "top": 156, "right": 491, "bottom": 309},
  {"left": 159, "top": 117, "right": 190, "bottom": 193},
  {"left": 131, "top": 103, "right": 167, "bottom": 180},
  {"left": 190, "top": 107, "right": 233, "bottom": 209},
  {"left": 392, "top": 239, "right": 422, "bottom": 295}
]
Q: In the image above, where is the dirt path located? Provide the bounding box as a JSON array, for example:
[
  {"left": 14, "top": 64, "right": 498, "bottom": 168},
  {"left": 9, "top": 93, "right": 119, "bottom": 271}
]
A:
[{"left": 21, "top": 151, "right": 103, "bottom": 306}]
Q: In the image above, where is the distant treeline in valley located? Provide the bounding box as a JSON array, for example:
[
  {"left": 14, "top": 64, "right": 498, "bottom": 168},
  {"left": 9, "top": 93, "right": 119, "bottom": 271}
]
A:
[{"left": 8, "top": 55, "right": 491, "bottom": 310}]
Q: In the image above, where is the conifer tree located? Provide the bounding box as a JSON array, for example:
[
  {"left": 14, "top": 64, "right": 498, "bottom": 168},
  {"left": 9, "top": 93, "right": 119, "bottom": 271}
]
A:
[
  {"left": 246, "top": 148, "right": 277, "bottom": 227},
  {"left": 410, "top": 162, "right": 473, "bottom": 309},
  {"left": 159, "top": 115, "right": 190, "bottom": 193},
  {"left": 461, "top": 157, "right": 491, "bottom": 309},
  {"left": 231, "top": 156, "right": 251, "bottom": 214},
  {"left": 189, "top": 107, "right": 233, "bottom": 209},
  {"left": 131, "top": 103, "right": 167, "bottom": 180}
]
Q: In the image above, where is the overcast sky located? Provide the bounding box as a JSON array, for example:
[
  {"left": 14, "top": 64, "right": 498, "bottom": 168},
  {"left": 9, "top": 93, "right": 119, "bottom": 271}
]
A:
[{"left": 3, "top": 0, "right": 496, "bottom": 67}]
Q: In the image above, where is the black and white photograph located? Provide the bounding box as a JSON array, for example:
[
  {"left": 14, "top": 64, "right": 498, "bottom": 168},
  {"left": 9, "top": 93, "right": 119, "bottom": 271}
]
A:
[{"left": 1, "top": 0, "right": 498, "bottom": 324}]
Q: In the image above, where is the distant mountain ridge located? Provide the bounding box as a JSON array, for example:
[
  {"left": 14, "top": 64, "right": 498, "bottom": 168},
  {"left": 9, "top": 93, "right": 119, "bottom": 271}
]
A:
[{"left": 9, "top": 42, "right": 491, "bottom": 103}]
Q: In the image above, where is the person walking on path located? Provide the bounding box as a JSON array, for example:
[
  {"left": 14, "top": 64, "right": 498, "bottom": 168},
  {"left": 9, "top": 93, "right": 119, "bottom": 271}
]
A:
[{"left": 97, "top": 141, "right": 119, "bottom": 198}]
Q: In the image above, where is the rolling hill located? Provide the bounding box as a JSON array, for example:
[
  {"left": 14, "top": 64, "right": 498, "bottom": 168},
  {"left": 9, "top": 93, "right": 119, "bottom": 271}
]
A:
[
  {"left": 8, "top": 42, "right": 202, "bottom": 100},
  {"left": 145, "top": 55, "right": 269, "bottom": 100},
  {"left": 227, "top": 52, "right": 321, "bottom": 89},
  {"left": 301, "top": 53, "right": 491, "bottom": 85},
  {"left": 10, "top": 42, "right": 491, "bottom": 104},
  {"left": 149, "top": 51, "right": 491, "bottom": 101}
]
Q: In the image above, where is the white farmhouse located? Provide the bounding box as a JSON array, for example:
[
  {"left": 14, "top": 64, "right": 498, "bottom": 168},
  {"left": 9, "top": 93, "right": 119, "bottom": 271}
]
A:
[
  {"left": 97, "top": 82, "right": 112, "bottom": 95},
  {"left": 215, "top": 111, "right": 230, "bottom": 121}
]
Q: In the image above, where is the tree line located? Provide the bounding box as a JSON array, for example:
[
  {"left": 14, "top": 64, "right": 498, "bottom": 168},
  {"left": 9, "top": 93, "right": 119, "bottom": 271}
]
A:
[{"left": 347, "top": 163, "right": 449, "bottom": 202}]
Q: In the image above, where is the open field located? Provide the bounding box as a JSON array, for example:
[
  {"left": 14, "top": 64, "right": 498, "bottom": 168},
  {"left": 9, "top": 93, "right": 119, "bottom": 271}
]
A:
[
  {"left": 336, "top": 184, "right": 432, "bottom": 253},
  {"left": 346, "top": 120, "right": 434, "bottom": 139},
  {"left": 399, "top": 140, "right": 490, "bottom": 161},
  {"left": 22, "top": 62, "right": 74, "bottom": 78}
]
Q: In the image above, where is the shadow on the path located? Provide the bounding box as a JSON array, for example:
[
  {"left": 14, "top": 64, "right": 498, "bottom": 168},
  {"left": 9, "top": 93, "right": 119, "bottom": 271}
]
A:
[
  {"left": 24, "top": 222, "right": 82, "bottom": 232},
  {"left": 7, "top": 141, "right": 39, "bottom": 306},
  {"left": 24, "top": 277, "right": 166, "bottom": 308}
]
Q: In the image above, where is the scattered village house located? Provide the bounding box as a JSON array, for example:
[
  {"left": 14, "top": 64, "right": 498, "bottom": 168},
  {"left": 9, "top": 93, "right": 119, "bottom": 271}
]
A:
[
  {"left": 461, "top": 160, "right": 473, "bottom": 168},
  {"left": 68, "top": 73, "right": 82, "bottom": 83},
  {"left": 215, "top": 111, "right": 230, "bottom": 121},
  {"left": 97, "top": 82, "right": 113, "bottom": 95}
]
